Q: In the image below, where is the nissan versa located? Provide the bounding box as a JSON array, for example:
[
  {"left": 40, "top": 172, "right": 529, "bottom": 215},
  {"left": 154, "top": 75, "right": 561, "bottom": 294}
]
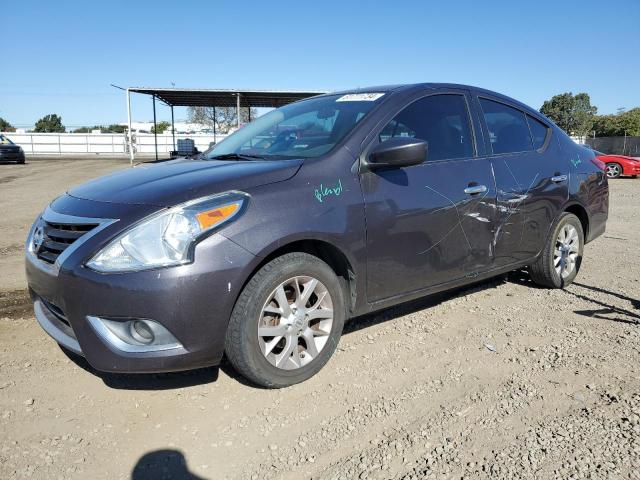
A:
[{"left": 26, "top": 84, "right": 609, "bottom": 388}]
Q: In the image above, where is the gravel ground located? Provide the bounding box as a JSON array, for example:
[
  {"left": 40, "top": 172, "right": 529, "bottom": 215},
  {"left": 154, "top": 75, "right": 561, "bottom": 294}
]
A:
[{"left": 0, "top": 160, "right": 638, "bottom": 480}]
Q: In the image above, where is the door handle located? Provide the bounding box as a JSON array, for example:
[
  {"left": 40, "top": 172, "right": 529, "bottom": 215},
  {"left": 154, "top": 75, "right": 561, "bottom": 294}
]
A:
[
  {"left": 551, "top": 175, "right": 567, "bottom": 183},
  {"left": 464, "top": 185, "right": 488, "bottom": 195}
]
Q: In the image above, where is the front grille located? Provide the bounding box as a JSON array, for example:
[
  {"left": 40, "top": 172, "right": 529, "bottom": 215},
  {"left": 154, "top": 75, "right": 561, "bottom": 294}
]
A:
[{"left": 36, "top": 221, "right": 98, "bottom": 264}]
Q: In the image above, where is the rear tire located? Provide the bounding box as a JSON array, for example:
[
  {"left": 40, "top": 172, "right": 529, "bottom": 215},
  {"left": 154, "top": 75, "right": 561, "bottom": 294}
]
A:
[
  {"left": 605, "top": 163, "right": 622, "bottom": 178},
  {"left": 529, "top": 212, "right": 584, "bottom": 288},
  {"left": 225, "top": 252, "right": 345, "bottom": 388}
]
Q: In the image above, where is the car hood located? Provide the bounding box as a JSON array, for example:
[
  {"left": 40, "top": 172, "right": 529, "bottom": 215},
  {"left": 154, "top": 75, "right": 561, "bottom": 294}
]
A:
[{"left": 68, "top": 157, "right": 303, "bottom": 207}]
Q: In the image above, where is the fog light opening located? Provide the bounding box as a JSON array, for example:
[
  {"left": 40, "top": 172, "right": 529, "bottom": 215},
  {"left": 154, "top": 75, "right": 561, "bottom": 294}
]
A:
[
  {"left": 130, "top": 320, "right": 155, "bottom": 345},
  {"left": 87, "top": 316, "right": 183, "bottom": 353}
]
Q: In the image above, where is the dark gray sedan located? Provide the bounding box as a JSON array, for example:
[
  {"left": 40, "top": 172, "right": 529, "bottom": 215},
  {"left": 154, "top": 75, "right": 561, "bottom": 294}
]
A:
[
  {"left": 26, "top": 83, "right": 609, "bottom": 387},
  {"left": 0, "top": 135, "right": 25, "bottom": 163}
]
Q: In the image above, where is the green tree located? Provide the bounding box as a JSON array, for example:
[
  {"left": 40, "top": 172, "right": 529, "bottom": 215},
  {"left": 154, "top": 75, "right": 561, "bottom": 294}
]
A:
[
  {"left": 72, "top": 126, "right": 99, "bottom": 133},
  {"left": 540, "top": 93, "right": 597, "bottom": 137},
  {"left": 0, "top": 117, "right": 15, "bottom": 132},
  {"left": 72, "top": 124, "right": 128, "bottom": 134},
  {"left": 592, "top": 108, "right": 640, "bottom": 137},
  {"left": 151, "top": 121, "right": 171, "bottom": 134},
  {"left": 618, "top": 108, "right": 640, "bottom": 136},
  {"left": 34, "top": 114, "right": 65, "bottom": 133},
  {"left": 106, "top": 124, "right": 127, "bottom": 134}
]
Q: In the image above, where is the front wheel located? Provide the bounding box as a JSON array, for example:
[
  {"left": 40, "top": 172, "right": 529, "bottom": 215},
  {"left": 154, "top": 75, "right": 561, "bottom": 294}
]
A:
[
  {"left": 225, "top": 252, "right": 345, "bottom": 388},
  {"left": 605, "top": 163, "right": 622, "bottom": 178},
  {"left": 529, "top": 212, "right": 584, "bottom": 288}
]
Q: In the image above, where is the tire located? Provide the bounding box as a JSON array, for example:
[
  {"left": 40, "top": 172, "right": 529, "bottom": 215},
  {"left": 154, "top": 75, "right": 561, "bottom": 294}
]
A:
[
  {"left": 225, "top": 252, "right": 345, "bottom": 388},
  {"left": 529, "top": 212, "right": 584, "bottom": 288},
  {"left": 605, "top": 163, "right": 622, "bottom": 178}
]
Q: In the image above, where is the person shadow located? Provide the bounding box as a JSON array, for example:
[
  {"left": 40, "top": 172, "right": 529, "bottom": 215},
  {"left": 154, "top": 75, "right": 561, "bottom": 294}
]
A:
[{"left": 131, "top": 449, "right": 207, "bottom": 480}]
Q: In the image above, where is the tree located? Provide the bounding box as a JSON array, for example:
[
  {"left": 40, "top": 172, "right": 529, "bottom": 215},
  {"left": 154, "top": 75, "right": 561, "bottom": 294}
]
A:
[
  {"left": 34, "top": 114, "right": 65, "bottom": 133},
  {"left": 592, "top": 108, "right": 640, "bottom": 137},
  {"left": 0, "top": 117, "right": 15, "bottom": 132},
  {"left": 107, "top": 124, "right": 127, "bottom": 134},
  {"left": 151, "top": 121, "right": 171, "bottom": 134},
  {"left": 540, "top": 93, "right": 597, "bottom": 137},
  {"left": 187, "top": 106, "right": 257, "bottom": 133},
  {"left": 72, "top": 126, "right": 99, "bottom": 133}
]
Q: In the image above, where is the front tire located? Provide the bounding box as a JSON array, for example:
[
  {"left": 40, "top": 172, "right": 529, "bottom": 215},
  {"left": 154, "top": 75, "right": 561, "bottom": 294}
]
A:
[
  {"left": 529, "top": 212, "right": 584, "bottom": 288},
  {"left": 225, "top": 252, "right": 345, "bottom": 388},
  {"left": 605, "top": 163, "right": 622, "bottom": 178}
]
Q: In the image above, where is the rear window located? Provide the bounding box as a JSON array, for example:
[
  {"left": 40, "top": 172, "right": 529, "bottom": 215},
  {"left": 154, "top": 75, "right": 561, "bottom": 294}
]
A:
[
  {"left": 526, "top": 115, "right": 549, "bottom": 150},
  {"left": 480, "top": 98, "right": 533, "bottom": 155}
]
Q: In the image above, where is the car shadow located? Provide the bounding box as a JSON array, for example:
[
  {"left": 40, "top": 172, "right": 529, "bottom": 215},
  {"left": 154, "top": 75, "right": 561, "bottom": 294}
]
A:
[
  {"left": 131, "top": 449, "right": 207, "bottom": 480},
  {"left": 61, "top": 271, "right": 638, "bottom": 391},
  {"left": 344, "top": 275, "right": 507, "bottom": 335},
  {"left": 507, "top": 271, "right": 639, "bottom": 325}
]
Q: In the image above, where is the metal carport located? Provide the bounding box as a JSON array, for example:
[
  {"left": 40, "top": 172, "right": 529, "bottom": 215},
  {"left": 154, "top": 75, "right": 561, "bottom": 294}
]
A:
[{"left": 124, "top": 87, "right": 327, "bottom": 163}]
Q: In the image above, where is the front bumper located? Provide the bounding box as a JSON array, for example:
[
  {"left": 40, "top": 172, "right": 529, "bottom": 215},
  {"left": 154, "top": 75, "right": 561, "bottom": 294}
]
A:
[
  {"left": 0, "top": 149, "right": 25, "bottom": 162},
  {"left": 26, "top": 197, "right": 258, "bottom": 373}
]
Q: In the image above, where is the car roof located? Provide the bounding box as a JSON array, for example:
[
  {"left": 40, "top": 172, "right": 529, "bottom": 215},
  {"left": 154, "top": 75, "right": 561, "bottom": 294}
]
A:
[{"left": 321, "top": 83, "right": 542, "bottom": 117}]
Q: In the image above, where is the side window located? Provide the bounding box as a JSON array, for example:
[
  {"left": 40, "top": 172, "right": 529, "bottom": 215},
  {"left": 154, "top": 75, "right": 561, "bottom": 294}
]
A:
[
  {"left": 379, "top": 94, "right": 474, "bottom": 161},
  {"left": 479, "top": 98, "right": 533, "bottom": 155},
  {"left": 526, "top": 114, "right": 549, "bottom": 150}
]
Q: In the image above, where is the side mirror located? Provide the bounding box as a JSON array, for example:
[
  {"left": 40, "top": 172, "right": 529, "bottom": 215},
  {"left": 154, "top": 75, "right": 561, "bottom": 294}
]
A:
[{"left": 367, "top": 137, "right": 427, "bottom": 169}]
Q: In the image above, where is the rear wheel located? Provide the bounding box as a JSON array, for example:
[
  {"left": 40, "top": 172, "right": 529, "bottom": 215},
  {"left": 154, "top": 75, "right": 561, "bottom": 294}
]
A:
[
  {"left": 225, "top": 252, "right": 345, "bottom": 388},
  {"left": 529, "top": 212, "right": 584, "bottom": 288},
  {"left": 605, "top": 163, "right": 622, "bottom": 178}
]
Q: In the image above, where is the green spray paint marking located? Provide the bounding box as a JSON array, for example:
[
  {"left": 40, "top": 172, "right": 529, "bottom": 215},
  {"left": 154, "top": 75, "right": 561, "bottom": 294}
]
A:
[
  {"left": 570, "top": 154, "right": 582, "bottom": 168},
  {"left": 314, "top": 179, "right": 343, "bottom": 203}
]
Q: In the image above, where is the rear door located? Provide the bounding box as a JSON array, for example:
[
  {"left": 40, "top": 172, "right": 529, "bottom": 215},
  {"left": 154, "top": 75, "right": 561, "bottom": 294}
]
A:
[
  {"left": 361, "top": 91, "right": 497, "bottom": 303},
  {"left": 475, "top": 96, "right": 569, "bottom": 267}
]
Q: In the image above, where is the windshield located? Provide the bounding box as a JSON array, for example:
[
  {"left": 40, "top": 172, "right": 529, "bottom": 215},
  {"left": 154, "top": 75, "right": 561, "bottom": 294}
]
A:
[
  {"left": 0, "top": 135, "right": 15, "bottom": 145},
  {"left": 206, "top": 93, "right": 384, "bottom": 160}
]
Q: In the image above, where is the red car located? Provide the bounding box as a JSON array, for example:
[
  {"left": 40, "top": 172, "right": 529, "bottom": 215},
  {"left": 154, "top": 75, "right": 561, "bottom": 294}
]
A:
[{"left": 596, "top": 153, "right": 640, "bottom": 178}]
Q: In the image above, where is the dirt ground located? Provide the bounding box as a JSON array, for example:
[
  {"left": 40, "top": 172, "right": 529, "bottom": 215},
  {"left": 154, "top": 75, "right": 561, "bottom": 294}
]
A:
[{"left": 0, "top": 159, "right": 639, "bottom": 480}]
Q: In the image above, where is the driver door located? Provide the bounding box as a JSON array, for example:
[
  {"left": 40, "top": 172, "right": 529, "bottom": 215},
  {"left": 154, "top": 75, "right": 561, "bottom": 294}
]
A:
[{"left": 361, "top": 92, "right": 497, "bottom": 303}]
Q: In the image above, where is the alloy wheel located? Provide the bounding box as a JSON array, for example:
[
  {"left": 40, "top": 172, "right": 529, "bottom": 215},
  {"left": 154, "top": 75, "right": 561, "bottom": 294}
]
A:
[
  {"left": 554, "top": 224, "right": 580, "bottom": 279},
  {"left": 606, "top": 164, "right": 621, "bottom": 178},
  {"left": 258, "top": 276, "right": 334, "bottom": 370}
]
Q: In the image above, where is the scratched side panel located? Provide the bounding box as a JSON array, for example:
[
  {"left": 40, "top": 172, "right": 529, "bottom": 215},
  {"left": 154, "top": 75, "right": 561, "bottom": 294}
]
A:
[
  {"left": 491, "top": 134, "right": 568, "bottom": 266},
  {"left": 361, "top": 157, "right": 495, "bottom": 302}
]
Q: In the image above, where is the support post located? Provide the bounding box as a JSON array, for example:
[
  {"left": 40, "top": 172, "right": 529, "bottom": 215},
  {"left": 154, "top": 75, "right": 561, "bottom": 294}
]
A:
[
  {"left": 213, "top": 106, "right": 217, "bottom": 143},
  {"left": 171, "top": 105, "right": 175, "bottom": 153},
  {"left": 126, "top": 88, "right": 134, "bottom": 165},
  {"left": 236, "top": 93, "right": 241, "bottom": 127},
  {"left": 152, "top": 94, "right": 158, "bottom": 161}
]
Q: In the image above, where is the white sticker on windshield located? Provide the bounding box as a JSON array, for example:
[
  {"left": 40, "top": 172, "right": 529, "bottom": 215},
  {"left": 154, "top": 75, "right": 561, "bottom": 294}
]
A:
[{"left": 336, "top": 93, "right": 385, "bottom": 102}]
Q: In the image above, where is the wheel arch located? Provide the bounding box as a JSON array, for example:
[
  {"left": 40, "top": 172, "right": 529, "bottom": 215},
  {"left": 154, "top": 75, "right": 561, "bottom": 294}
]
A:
[
  {"left": 563, "top": 202, "right": 589, "bottom": 240},
  {"left": 240, "top": 238, "right": 358, "bottom": 315}
]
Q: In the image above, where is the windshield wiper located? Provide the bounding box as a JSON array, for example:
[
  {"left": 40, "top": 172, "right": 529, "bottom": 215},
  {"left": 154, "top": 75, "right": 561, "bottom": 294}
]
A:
[{"left": 208, "top": 153, "right": 264, "bottom": 161}]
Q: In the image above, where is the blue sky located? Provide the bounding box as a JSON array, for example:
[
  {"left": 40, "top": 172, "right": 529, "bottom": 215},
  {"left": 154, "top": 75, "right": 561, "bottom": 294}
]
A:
[{"left": 1, "top": 0, "right": 638, "bottom": 128}]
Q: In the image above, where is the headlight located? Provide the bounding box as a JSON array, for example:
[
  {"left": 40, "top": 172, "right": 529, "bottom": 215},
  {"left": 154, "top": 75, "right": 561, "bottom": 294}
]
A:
[{"left": 87, "top": 191, "right": 248, "bottom": 273}]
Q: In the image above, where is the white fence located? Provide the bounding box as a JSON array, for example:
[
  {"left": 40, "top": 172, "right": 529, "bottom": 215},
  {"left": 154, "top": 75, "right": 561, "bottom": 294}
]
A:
[{"left": 1, "top": 132, "right": 228, "bottom": 157}]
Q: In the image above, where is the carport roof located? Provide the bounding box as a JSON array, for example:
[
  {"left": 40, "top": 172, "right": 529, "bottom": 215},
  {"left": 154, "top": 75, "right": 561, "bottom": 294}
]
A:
[{"left": 128, "top": 87, "right": 328, "bottom": 108}]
